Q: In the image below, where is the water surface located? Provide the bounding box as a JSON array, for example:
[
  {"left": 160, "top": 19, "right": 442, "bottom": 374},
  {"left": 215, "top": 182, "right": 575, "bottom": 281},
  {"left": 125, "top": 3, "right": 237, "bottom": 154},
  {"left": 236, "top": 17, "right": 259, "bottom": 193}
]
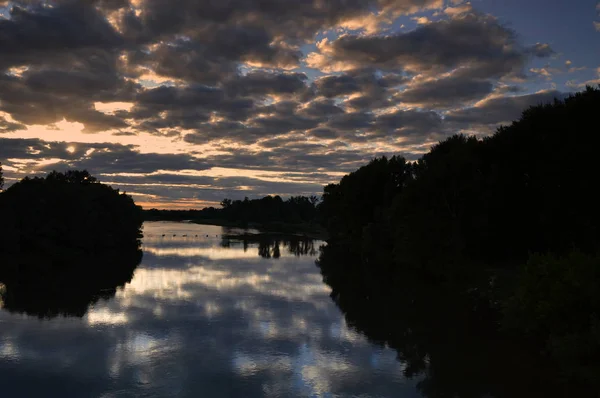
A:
[{"left": 0, "top": 222, "right": 417, "bottom": 397}]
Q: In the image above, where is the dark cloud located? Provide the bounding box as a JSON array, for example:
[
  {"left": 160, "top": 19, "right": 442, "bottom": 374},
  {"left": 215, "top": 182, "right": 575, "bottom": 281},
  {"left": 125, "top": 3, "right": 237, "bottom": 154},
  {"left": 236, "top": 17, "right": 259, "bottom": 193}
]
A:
[
  {"left": 0, "top": 117, "right": 26, "bottom": 133},
  {"left": 253, "top": 114, "right": 319, "bottom": 135},
  {"left": 314, "top": 69, "right": 407, "bottom": 111},
  {"left": 0, "top": 72, "right": 131, "bottom": 130},
  {"left": 132, "top": 0, "right": 442, "bottom": 42},
  {"left": 445, "top": 90, "right": 568, "bottom": 126},
  {"left": 126, "top": 30, "right": 300, "bottom": 85},
  {"left": 315, "top": 69, "right": 407, "bottom": 99},
  {"left": 310, "top": 12, "right": 552, "bottom": 80},
  {"left": 51, "top": 150, "right": 211, "bottom": 175},
  {"left": 529, "top": 43, "right": 555, "bottom": 58},
  {"left": 0, "top": 137, "right": 211, "bottom": 174},
  {"left": 397, "top": 75, "right": 494, "bottom": 108},
  {"left": 307, "top": 127, "right": 340, "bottom": 139},
  {"left": 373, "top": 109, "right": 443, "bottom": 140},
  {"left": 327, "top": 112, "right": 375, "bottom": 131},
  {"left": 0, "top": 3, "right": 123, "bottom": 70},
  {"left": 298, "top": 99, "right": 345, "bottom": 119},
  {"left": 315, "top": 74, "right": 362, "bottom": 98},
  {"left": 0, "top": 138, "right": 132, "bottom": 162},
  {"left": 225, "top": 71, "right": 308, "bottom": 98}
]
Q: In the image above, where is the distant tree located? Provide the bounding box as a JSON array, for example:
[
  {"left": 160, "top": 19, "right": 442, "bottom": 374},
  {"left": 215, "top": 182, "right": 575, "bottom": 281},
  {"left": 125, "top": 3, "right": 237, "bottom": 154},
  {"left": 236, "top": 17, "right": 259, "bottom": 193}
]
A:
[
  {"left": 220, "top": 198, "right": 232, "bottom": 208},
  {"left": 46, "top": 170, "right": 98, "bottom": 184}
]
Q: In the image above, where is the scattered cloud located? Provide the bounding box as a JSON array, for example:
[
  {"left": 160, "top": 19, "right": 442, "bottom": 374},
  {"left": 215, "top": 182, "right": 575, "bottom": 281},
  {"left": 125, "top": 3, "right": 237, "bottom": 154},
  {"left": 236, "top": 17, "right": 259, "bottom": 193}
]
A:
[{"left": 0, "top": 0, "right": 592, "bottom": 207}]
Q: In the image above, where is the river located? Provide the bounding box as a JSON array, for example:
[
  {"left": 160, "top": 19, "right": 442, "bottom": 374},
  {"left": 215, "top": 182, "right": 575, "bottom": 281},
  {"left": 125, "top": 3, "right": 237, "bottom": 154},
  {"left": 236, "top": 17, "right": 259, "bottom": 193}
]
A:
[{"left": 0, "top": 222, "right": 421, "bottom": 397}]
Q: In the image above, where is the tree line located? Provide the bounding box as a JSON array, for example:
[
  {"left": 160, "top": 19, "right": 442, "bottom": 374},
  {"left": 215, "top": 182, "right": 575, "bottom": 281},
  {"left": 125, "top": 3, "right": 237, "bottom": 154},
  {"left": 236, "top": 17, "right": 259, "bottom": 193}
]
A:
[
  {"left": 144, "top": 194, "right": 322, "bottom": 234},
  {"left": 317, "top": 87, "right": 600, "bottom": 388}
]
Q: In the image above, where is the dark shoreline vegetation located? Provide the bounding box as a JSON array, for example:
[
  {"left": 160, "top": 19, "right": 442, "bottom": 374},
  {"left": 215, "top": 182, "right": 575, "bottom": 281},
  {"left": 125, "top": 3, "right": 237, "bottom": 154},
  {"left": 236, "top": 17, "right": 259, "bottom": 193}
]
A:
[
  {"left": 143, "top": 195, "right": 327, "bottom": 239},
  {"left": 0, "top": 170, "right": 143, "bottom": 318},
  {"left": 0, "top": 87, "right": 598, "bottom": 391},
  {"left": 318, "top": 87, "right": 600, "bottom": 391}
]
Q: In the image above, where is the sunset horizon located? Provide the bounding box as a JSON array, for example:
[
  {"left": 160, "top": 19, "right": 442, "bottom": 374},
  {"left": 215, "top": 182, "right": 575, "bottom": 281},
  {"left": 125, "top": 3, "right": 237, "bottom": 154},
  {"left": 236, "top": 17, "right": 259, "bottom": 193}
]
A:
[{"left": 1, "top": 0, "right": 599, "bottom": 209}]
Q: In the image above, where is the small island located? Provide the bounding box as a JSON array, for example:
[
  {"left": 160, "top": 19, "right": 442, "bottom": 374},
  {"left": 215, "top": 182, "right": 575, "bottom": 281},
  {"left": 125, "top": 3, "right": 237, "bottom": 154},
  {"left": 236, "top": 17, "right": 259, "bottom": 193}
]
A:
[{"left": 0, "top": 170, "right": 143, "bottom": 318}]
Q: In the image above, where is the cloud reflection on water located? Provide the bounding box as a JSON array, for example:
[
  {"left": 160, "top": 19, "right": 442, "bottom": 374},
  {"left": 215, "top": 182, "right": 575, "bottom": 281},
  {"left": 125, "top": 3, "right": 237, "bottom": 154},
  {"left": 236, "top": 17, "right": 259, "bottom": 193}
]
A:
[{"left": 0, "top": 222, "right": 418, "bottom": 397}]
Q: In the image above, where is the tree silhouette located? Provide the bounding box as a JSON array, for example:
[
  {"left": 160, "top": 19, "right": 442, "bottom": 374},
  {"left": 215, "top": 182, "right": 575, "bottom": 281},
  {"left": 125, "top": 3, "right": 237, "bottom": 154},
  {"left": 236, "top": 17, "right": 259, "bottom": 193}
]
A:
[
  {"left": 0, "top": 162, "right": 3, "bottom": 190},
  {"left": 317, "top": 87, "right": 600, "bottom": 387},
  {"left": 0, "top": 169, "right": 143, "bottom": 253},
  {"left": 316, "top": 243, "right": 586, "bottom": 398},
  {"left": 319, "top": 156, "right": 411, "bottom": 243},
  {"left": 144, "top": 194, "right": 321, "bottom": 231}
]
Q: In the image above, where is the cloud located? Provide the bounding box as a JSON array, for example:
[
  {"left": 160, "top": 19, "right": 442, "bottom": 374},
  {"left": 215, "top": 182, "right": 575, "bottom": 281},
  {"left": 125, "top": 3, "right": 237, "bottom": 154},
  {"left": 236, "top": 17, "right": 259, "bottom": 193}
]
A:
[
  {"left": 0, "top": 0, "right": 581, "bottom": 207},
  {"left": 306, "top": 12, "right": 551, "bottom": 80},
  {"left": 0, "top": 3, "right": 123, "bottom": 70},
  {"left": 396, "top": 74, "right": 494, "bottom": 108},
  {"left": 0, "top": 232, "right": 418, "bottom": 396},
  {"left": 0, "top": 116, "right": 26, "bottom": 133},
  {"left": 529, "top": 43, "right": 554, "bottom": 58},
  {"left": 0, "top": 138, "right": 211, "bottom": 174},
  {"left": 444, "top": 2, "right": 472, "bottom": 17},
  {"left": 372, "top": 109, "right": 443, "bottom": 140},
  {"left": 445, "top": 90, "right": 568, "bottom": 126},
  {"left": 224, "top": 71, "right": 309, "bottom": 98}
]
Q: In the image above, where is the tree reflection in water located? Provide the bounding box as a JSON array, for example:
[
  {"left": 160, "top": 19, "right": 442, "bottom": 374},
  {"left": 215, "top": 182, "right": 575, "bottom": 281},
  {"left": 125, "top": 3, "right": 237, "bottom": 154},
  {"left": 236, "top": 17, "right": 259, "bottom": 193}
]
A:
[
  {"left": 221, "top": 233, "right": 316, "bottom": 259},
  {"left": 0, "top": 247, "right": 142, "bottom": 318},
  {"left": 316, "top": 243, "right": 588, "bottom": 398}
]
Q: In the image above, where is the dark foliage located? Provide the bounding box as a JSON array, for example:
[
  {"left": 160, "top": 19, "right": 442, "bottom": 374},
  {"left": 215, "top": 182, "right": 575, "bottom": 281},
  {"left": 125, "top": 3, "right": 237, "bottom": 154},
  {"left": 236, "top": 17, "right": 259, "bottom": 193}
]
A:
[
  {"left": 0, "top": 170, "right": 143, "bottom": 252},
  {"left": 503, "top": 251, "right": 600, "bottom": 384},
  {"left": 144, "top": 195, "right": 321, "bottom": 231},
  {"left": 318, "top": 87, "right": 600, "bottom": 387},
  {"left": 322, "top": 87, "right": 600, "bottom": 272},
  {"left": 319, "top": 156, "right": 411, "bottom": 243},
  {"left": 0, "top": 162, "right": 3, "bottom": 190},
  {"left": 316, "top": 243, "right": 590, "bottom": 398},
  {"left": 396, "top": 87, "right": 600, "bottom": 271}
]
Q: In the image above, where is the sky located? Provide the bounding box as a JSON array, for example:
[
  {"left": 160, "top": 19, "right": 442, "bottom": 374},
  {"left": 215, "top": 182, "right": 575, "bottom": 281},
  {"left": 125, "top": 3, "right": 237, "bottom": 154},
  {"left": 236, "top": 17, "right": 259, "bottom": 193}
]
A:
[{"left": 0, "top": 0, "right": 599, "bottom": 209}]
